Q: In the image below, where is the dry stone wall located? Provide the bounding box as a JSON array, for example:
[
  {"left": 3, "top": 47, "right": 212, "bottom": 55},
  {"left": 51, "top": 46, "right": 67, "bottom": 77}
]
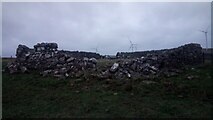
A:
[
  {"left": 7, "top": 43, "right": 98, "bottom": 79},
  {"left": 7, "top": 43, "right": 203, "bottom": 80},
  {"left": 105, "top": 43, "right": 203, "bottom": 79},
  {"left": 116, "top": 43, "right": 203, "bottom": 67}
]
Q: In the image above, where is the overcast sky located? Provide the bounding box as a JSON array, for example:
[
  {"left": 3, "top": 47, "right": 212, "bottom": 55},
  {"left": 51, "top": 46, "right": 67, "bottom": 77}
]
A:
[{"left": 2, "top": 2, "right": 211, "bottom": 56}]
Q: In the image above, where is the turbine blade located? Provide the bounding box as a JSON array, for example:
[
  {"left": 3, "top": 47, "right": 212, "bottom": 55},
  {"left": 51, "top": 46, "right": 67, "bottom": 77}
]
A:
[
  {"left": 206, "top": 26, "right": 209, "bottom": 32},
  {"left": 127, "top": 36, "right": 132, "bottom": 44},
  {"left": 199, "top": 30, "right": 205, "bottom": 33}
]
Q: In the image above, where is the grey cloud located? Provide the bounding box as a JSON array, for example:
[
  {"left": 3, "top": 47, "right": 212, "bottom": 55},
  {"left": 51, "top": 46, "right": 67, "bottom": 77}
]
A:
[{"left": 2, "top": 2, "right": 211, "bottom": 57}]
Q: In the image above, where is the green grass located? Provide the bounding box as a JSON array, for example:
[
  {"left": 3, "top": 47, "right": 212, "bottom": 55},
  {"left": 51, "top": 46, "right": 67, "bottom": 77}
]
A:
[{"left": 2, "top": 58, "right": 213, "bottom": 118}]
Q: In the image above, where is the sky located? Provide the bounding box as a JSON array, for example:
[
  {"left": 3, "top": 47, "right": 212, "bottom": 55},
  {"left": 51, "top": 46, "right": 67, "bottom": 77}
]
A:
[{"left": 2, "top": 2, "right": 212, "bottom": 57}]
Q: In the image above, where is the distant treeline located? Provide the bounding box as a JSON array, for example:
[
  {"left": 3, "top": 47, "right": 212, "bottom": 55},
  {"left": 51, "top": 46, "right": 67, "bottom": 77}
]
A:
[
  {"left": 58, "top": 50, "right": 102, "bottom": 59},
  {"left": 116, "top": 49, "right": 168, "bottom": 58}
]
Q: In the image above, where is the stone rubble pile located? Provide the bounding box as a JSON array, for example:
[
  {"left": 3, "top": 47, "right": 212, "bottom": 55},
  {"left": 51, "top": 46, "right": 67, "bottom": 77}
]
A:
[
  {"left": 7, "top": 42, "right": 203, "bottom": 80},
  {"left": 7, "top": 43, "right": 97, "bottom": 79},
  {"left": 100, "top": 43, "right": 203, "bottom": 79}
]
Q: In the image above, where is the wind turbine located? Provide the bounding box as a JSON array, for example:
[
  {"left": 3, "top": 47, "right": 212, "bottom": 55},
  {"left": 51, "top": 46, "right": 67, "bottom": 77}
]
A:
[
  {"left": 199, "top": 26, "right": 209, "bottom": 51},
  {"left": 128, "top": 37, "right": 137, "bottom": 52},
  {"left": 91, "top": 46, "right": 99, "bottom": 53}
]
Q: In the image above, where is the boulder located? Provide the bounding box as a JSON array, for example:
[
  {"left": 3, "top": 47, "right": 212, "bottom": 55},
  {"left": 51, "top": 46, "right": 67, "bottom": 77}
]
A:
[
  {"left": 89, "top": 58, "right": 97, "bottom": 64},
  {"left": 109, "top": 63, "right": 119, "bottom": 73}
]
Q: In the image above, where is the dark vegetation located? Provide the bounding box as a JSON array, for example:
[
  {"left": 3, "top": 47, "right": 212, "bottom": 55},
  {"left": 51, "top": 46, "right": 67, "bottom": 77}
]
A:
[
  {"left": 2, "top": 58, "right": 213, "bottom": 118},
  {"left": 58, "top": 50, "right": 102, "bottom": 59}
]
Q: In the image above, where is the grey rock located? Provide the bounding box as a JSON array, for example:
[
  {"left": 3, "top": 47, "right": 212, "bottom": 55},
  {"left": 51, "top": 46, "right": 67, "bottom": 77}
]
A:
[
  {"left": 41, "top": 70, "right": 52, "bottom": 76},
  {"left": 89, "top": 58, "right": 97, "bottom": 64},
  {"left": 60, "top": 67, "right": 67, "bottom": 73},
  {"left": 83, "top": 57, "right": 89, "bottom": 61},
  {"left": 20, "top": 66, "right": 28, "bottom": 73},
  {"left": 59, "top": 57, "right": 65, "bottom": 62},
  {"left": 66, "top": 57, "right": 75, "bottom": 62},
  {"left": 53, "top": 74, "right": 65, "bottom": 79},
  {"left": 109, "top": 63, "right": 119, "bottom": 73},
  {"left": 54, "top": 70, "right": 59, "bottom": 75},
  {"left": 65, "top": 73, "right": 69, "bottom": 77},
  {"left": 142, "top": 80, "right": 157, "bottom": 84},
  {"left": 34, "top": 42, "right": 58, "bottom": 52},
  {"left": 126, "top": 73, "right": 131, "bottom": 78},
  {"left": 7, "top": 63, "right": 18, "bottom": 74},
  {"left": 45, "top": 54, "right": 51, "bottom": 58},
  {"left": 150, "top": 66, "right": 158, "bottom": 71}
]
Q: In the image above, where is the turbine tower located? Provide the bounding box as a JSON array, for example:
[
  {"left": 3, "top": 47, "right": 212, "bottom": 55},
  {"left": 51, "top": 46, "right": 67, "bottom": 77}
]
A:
[
  {"left": 91, "top": 46, "right": 99, "bottom": 53},
  {"left": 199, "top": 26, "right": 209, "bottom": 51}
]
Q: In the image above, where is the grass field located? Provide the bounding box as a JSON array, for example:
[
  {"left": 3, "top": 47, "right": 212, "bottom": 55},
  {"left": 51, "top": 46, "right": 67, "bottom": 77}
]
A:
[{"left": 2, "top": 58, "right": 213, "bottom": 118}]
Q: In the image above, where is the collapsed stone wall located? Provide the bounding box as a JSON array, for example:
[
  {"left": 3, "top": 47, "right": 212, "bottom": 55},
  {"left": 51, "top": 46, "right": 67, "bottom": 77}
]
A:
[
  {"left": 152, "top": 43, "right": 203, "bottom": 68},
  {"left": 101, "top": 43, "right": 203, "bottom": 79},
  {"left": 7, "top": 43, "right": 203, "bottom": 80},
  {"left": 7, "top": 43, "right": 99, "bottom": 79},
  {"left": 116, "top": 43, "right": 203, "bottom": 67},
  {"left": 34, "top": 43, "right": 58, "bottom": 52}
]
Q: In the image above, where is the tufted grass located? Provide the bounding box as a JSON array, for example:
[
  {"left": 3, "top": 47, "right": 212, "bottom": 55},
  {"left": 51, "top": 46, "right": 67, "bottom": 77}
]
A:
[{"left": 2, "top": 58, "right": 213, "bottom": 118}]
